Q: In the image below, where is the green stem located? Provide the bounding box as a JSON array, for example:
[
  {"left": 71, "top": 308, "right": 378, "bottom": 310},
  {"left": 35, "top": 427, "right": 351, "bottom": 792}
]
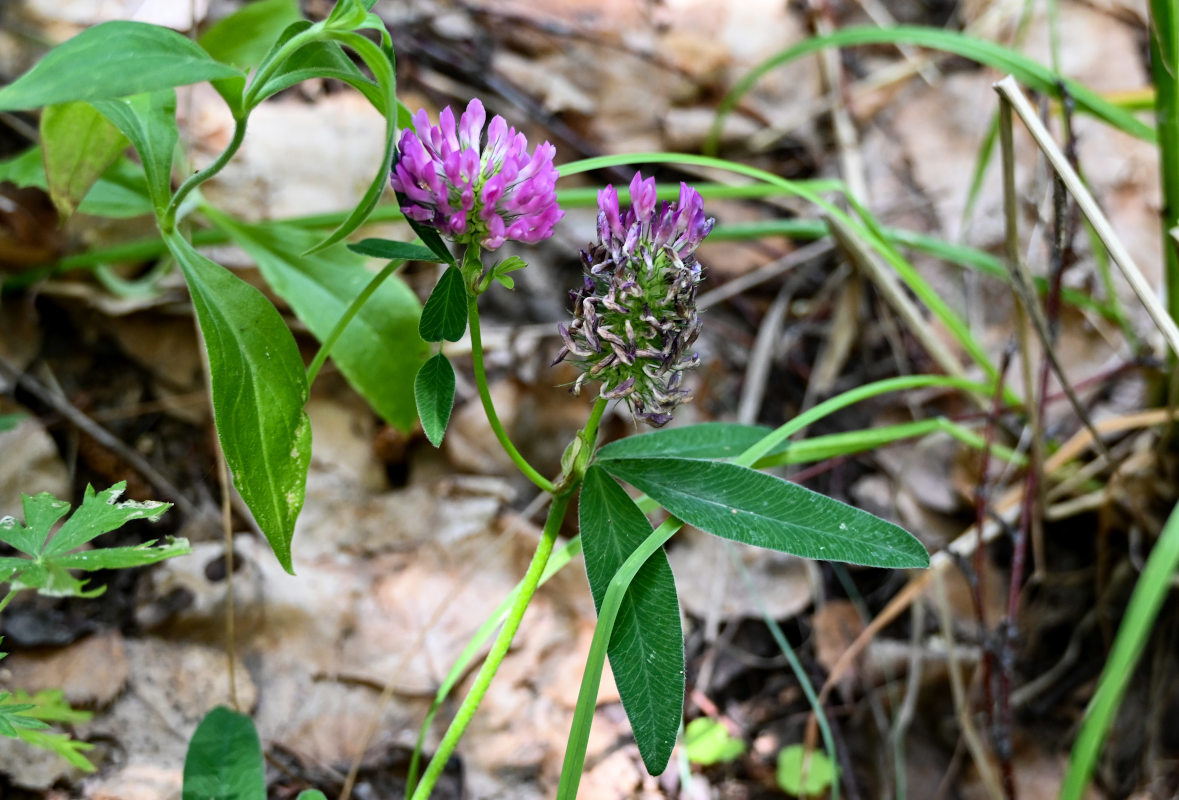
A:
[
  {"left": 404, "top": 534, "right": 583, "bottom": 797},
  {"left": 409, "top": 491, "right": 571, "bottom": 800},
  {"left": 161, "top": 117, "right": 247, "bottom": 233},
  {"left": 0, "top": 588, "right": 18, "bottom": 616},
  {"left": 241, "top": 26, "right": 322, "bottom": 110},
  {"left": 467, "top": 298, "right": 556, "bottom": 494},
  {"left": 1150, "top": 1, "right": 1179, "bottom": 332},
  {"left": 305, "top": 257, "right": 403, "bottom": 386}
]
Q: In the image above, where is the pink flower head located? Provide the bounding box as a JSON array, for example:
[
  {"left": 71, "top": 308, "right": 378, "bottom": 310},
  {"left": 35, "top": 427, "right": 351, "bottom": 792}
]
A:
[
  {"left": 555, "top": 172, "right": 715, "bottom": 426},
  {"left": 390, "top": 98, "right": 563, "bottom": 250}
]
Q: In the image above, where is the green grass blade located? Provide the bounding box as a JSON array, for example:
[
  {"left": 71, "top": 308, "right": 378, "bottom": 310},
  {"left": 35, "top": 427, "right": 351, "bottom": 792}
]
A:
[
  {"left": 705, "top": 26, "right": 1154, "bottom": 155},
  {"left": 1059, "top": 500, "right": 1179, "bottom": 799}
]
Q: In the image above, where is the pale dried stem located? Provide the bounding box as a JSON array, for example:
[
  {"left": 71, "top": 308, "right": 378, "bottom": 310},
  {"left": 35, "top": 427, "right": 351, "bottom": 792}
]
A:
[
  {"left": 933, "top": 571, "right": 1006, "bottom": 800},
  {"left": 994, "top": 76, "right": 1179, "bottom": 357},
  {"left": 811, "top": 408, "right": 1179, "bottom": 732}
]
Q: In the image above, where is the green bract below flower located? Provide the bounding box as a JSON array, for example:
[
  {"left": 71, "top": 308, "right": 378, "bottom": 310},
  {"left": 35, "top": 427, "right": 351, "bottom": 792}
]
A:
[{"left": 555, "top": 173, "right": 715, "bottom": 426}]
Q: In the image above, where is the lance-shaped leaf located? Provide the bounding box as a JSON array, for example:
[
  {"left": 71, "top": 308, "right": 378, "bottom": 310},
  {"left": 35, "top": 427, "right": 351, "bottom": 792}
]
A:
[
  {"left": 580, "top": 465, "right": 683, "bottom": 775},
  {"left": 596, "top": 421, "right": 786, "bottom": 461},
  {"left": 165, "top": 231, "right": 311, "bottom": 573},
  {"left": 207, "top": 213, "right": 427, "bottom": 432},
  {"left": 599, "top": 457, "right": 930, "bottom": 569},
  {"left": 347, "top": 239, "right": 443, "bottom": 263},
  {"left": 0, "top": 21, "right": 242, "bottom": 111}
]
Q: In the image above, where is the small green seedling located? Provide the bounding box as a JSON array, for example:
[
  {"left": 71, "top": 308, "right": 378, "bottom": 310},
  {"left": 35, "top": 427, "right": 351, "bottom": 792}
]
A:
[
  {"left": 684, "top": 717, "right": 746, "bottom": 766},
  {"left": 777, "top": 744, "right": 837, "bottom": 797}
]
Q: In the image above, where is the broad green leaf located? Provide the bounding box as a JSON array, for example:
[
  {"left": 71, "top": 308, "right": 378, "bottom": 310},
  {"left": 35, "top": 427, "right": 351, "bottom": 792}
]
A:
[
  {"left": 40, "top": 102, "right": 128, "bottom": 220},
  {"left": 199, "top": 0, "right": 302, "bottom": 68},
  {"left": 580, "top": 466, "right": 683, "bottom": 775},
  {"left": 599, "top": 458, "right": 930, "bottom": 569},
  {"left": 208, "top": 214, "right": 426, "bottom": 432},
  {"left": 165, "top": 231, "right": 310, "bottom": 573},
  {"left": 0, "top": 483, "right": 184, "bottom": 598},
  {"left": 0, "top": 147, "right": 153, "bottom": 218},
  {"left": 182, "top": 706, "right": 265, "bottom": 800},
  {"left": 91, "top": 90, "right": 179, "bottom": 214},
  {"left": 596, "top": 422, "right": 785, "bottom": 461},
  {"left": 306, "top": 31, "right": 396, "bottom": 252},
  {"left": 419, "top": 266, "right": 468, "bottom": 342},
  {"left": 347, "top": 239, "right": 444, "bottom": 262},
  {"left": 414, "top": 353, "right": 455, "bottom": 447},
  {"left": 684, "top": 717, "right": 746, "bottom": 765},
  {"left": 777, "top": 744, "right": 837, "bottom": 797},
  {"left": 0, "top": 21, "right": 243, "bottom": 112},
  {"left": 296, "top": 792, "right": 328, "bottom": 800}
]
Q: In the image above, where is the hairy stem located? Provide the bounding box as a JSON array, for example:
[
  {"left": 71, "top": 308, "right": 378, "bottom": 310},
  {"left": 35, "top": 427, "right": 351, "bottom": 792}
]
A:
[
  {"left": 305, "top": 258, "right": 403, "bottom": 386},
  {"left": 409, "top": 491, "right": 570, "bottom": 800},
  {"left": 467, "top": 299, "right": 556, "bottom": 494},
  {"left": 161, "top": 118, "right": 247, "bottom": 233}
]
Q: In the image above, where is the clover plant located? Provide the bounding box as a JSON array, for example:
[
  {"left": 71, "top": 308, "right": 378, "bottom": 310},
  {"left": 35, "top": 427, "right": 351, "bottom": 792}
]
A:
[{"left": 0, "top": 1, "right": 929, "bottom": 795}]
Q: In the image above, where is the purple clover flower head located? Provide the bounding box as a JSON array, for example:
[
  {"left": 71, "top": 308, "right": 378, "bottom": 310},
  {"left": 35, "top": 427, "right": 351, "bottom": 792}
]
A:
[
  {"left": 390, "top": 98, "right": 563, "bottom": 250},
  {"left": 554, "top": 172, "right": 715, "bottom": 426}
]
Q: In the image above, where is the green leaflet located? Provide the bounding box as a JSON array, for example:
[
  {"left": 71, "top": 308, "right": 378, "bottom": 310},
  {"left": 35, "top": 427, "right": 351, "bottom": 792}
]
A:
[
  {"left": 415, "top": 353, "right": 456, "bottom": 447},
  {"left": 579, "top": 466, "right": 683, "bottom": 775},
  {"left": 600, "top": 457, "right": 929, "bottom": 569},
  {"left": 419, "top": 266, "right": 469, "bottom": 343}
]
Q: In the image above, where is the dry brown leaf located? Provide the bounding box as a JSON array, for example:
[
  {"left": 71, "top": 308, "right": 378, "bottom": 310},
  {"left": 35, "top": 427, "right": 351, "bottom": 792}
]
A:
[{"left": 2, "top": 631, "right": 129, "bottom": 708}]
